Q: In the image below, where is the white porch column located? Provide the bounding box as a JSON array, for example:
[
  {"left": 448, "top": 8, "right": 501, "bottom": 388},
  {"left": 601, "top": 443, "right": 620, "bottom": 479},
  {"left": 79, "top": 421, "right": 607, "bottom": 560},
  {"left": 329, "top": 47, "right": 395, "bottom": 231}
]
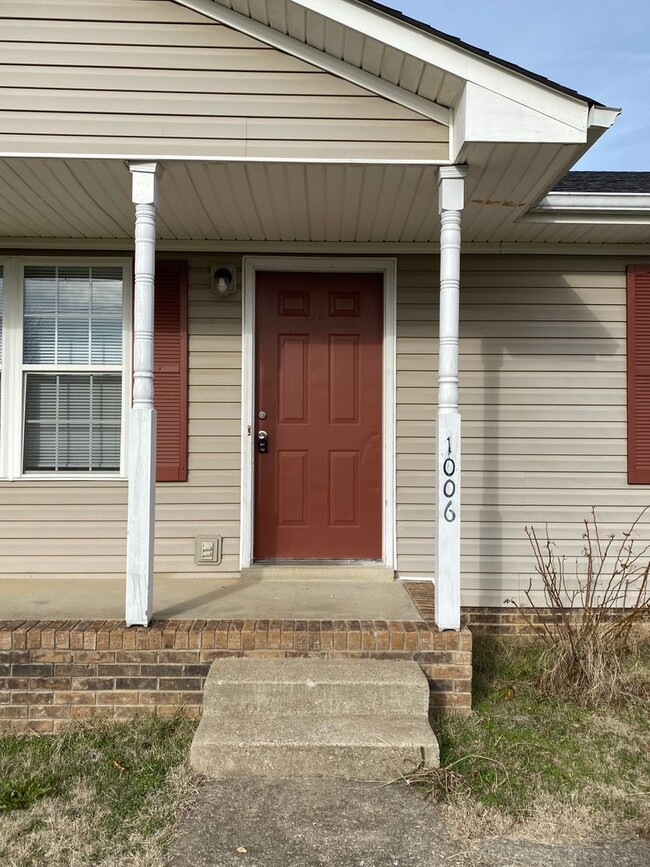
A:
[
  {"left": 436, "top": 165, "right": 468, "bottom": 631},
  {"left": 125, "top": 161, "right": 163, "bottom": 627}
]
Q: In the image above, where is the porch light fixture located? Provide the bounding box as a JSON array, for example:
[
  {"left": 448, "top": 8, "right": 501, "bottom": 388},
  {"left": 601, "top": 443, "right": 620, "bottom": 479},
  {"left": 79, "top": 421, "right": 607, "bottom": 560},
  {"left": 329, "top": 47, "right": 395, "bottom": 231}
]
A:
[{"left": 211, "top": 265, "right": 237, "bottom": 298}]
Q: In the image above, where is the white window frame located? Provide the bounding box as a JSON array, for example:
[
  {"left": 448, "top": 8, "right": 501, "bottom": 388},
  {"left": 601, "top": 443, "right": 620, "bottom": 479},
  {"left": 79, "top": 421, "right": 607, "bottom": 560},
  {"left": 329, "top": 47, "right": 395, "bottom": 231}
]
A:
[{"left": 0, "top": 257, "right": 133, "bottom": 480}]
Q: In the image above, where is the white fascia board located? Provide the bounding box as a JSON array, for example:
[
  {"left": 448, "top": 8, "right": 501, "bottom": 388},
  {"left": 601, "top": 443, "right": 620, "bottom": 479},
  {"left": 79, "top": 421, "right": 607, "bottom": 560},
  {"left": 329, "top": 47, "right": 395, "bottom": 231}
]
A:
[
  {"left": 284, "top": 0, "right": 591, "bottom": 132},
  {"left": 540, "top": 192, "right": 650, "bottom": 210},
  {"left": 172, "top": 0, "right": 450, "bottom": 126},
  {"left": 452, "top": 82, "right": 586, "bottom": 158},
  {"left": 523, "top": 192, "right": 650, "bottom": 224}
]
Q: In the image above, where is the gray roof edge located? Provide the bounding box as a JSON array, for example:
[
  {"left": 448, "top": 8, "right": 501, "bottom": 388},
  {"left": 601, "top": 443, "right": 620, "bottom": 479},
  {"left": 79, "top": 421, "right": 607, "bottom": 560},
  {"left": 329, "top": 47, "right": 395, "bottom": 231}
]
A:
[{"left": 553, "top": 172, "right": 650, "bottom": 194}]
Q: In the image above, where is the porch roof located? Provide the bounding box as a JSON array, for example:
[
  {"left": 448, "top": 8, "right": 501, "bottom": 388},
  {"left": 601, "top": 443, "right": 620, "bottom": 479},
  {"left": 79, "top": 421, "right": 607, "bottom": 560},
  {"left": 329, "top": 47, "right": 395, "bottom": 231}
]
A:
[
  {"left": 2, "top": 156, "right": 649, "bottom": 250},
  {"left": 0, "top": 2, "right": 643, "bottom": 249}
]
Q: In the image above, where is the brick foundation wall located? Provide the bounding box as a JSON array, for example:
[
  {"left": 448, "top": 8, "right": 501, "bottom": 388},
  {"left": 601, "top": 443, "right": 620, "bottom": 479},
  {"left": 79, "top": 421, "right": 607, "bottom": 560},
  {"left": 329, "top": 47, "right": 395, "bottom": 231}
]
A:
[
  {"left": 462, "top": 607, "right": 650, "bottom": 636},
  {"left": 462, "top": 608, "right": 558, "bottom": 635},
  {"left": 0, "top": 620, "right": 472, "bottom": 733},
  {"left": 404, "top": 582, "right": 649, "bottom": 637}
]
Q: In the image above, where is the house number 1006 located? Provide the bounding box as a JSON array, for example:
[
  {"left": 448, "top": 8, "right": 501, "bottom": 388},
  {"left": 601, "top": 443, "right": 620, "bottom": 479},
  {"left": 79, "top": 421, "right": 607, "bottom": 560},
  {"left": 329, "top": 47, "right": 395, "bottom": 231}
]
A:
[{"left": 443, "top": 437, "right": 457, "bottom": 523}]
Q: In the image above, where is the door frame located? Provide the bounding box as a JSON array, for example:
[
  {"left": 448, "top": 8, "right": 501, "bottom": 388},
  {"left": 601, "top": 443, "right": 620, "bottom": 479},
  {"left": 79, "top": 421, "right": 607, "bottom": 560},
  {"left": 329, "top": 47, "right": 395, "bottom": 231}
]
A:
[{"left": 240, "top": 256, "right": 397, "bottom": 570}]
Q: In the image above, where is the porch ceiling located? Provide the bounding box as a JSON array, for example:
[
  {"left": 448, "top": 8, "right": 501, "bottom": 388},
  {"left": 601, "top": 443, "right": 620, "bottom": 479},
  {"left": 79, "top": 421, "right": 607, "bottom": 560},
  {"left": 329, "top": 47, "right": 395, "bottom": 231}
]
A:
[
  {"left": 0, "top": 158, "right": 445, "bottom": 244},
  {"left": 0, "top": 155, "right": 647, "bottom": 247}
]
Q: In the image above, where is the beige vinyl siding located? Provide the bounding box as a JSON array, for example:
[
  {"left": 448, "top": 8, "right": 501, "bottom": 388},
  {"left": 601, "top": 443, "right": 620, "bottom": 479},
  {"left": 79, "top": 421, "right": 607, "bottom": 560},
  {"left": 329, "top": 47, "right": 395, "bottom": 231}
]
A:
[
  {"left": 2, "top": 252, "right": 648, "bottom": 607},
  {"left": 0, "top": 0, "right": 448, "bottom": 161},
  {"left": 396, "top": 254, "right": 650, "bottom": 606}
]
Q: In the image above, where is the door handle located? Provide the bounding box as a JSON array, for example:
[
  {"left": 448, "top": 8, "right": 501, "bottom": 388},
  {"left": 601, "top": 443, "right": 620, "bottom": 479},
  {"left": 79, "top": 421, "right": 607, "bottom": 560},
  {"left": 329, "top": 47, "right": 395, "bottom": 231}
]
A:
[{"left": 257, "top": 430, "right": 269, "bottom": 454}]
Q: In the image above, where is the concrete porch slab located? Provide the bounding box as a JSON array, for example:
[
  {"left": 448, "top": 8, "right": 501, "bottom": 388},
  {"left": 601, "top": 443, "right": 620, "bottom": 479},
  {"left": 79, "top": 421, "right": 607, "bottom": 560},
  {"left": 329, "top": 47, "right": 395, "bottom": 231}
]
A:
[{"left": 0, "top": 574, "right": 424, "bottom": 621}]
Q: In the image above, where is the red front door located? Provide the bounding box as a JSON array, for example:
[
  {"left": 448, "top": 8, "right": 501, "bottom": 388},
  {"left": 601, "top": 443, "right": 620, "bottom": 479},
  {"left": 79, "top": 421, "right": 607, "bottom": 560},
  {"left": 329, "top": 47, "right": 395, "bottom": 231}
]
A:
[{"left": 254, "top": 271, "right": 383, "bottom": 561}]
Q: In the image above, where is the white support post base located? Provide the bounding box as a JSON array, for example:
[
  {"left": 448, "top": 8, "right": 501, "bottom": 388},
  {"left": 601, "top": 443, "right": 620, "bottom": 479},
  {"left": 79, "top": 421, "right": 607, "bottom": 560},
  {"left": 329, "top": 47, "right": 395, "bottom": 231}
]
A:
[
  {"left": 126, "top": 407, "right": 157, "bottom": 626},
  {"left": 436, "top": 412, "right": 461, "bottom": 631}
]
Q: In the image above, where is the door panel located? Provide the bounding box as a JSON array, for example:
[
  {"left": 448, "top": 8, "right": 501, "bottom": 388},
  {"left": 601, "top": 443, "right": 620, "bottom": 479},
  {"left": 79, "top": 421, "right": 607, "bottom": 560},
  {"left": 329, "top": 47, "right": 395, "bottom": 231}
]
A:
[{"left": 254, "top": 271, "right": 383, "bottom": 561}]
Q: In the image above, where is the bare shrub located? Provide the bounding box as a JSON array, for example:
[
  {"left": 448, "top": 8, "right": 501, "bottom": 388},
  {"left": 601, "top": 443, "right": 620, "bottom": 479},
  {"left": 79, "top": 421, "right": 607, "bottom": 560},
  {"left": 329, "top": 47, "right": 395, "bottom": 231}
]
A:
[{"left": 506, "top": 507, "right": 650, "bottom": 706}]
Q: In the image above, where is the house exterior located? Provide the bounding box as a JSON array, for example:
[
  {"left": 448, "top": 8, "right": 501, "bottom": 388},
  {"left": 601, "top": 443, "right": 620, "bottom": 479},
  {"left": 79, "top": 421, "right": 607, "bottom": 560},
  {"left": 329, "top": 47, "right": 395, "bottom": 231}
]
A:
[{"left": 1, "top": 0, "right": 649, "bottom": 644}]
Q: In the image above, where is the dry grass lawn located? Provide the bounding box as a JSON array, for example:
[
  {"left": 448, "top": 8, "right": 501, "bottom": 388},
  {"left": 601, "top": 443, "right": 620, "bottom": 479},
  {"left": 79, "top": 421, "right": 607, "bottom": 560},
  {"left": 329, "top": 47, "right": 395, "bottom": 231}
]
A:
[
  {"left": 428, "top": 637, "right": 650, "bottom": 844},
  {"left": 0, "top": 713, "right": 197, "bottom": 867}
]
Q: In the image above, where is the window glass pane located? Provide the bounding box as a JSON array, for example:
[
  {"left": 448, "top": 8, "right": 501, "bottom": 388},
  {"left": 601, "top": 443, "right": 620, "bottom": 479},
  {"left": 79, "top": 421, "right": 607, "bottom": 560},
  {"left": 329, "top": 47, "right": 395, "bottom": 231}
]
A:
[
  {"left": 58, "top": 319, "right": 89, "bottom": 364},
  {"left": 24, "top": 422, "right": 57, "bottom": 472},
  {"left": 58, "top": 267, "right": 90, "bottom": 315},
  {"left": 92, "top": 267, "right": 123, "bottom": 316},
  {"left": 25, "top": 374, "right": 57, "bottom": 421},
  {"left": 58, "top": 376, "right": 90, "bottom": 421},
  {"left": 23, "top": 266, "right": 122, "bottom": 366},
  {"left": 58, "top": 424, "right": 91, "bottom": 472},
  {"left": 24, "top": 373, "right": 121, "bottom": 473},
  {"left": 91, "top": 318, "right": 122, "bottom": 364},
  {"left": 92, "top": 426, "right": 121, "bottom": 470},
  {"left": 24, "top": 317, "right": 56, "bottom": 364},
  {"left": 92, "top": 375, "right": 122, "bottom": 422},
  {"left": 24, "top": 266, "right": 56, "bottom": 314}
]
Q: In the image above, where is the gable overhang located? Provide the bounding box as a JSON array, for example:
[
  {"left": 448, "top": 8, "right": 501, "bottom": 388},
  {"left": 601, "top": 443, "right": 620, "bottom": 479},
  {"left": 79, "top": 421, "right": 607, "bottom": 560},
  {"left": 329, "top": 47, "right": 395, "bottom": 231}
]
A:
[{"left": 174, "top": 0, "right": 619, "bottom": 159}]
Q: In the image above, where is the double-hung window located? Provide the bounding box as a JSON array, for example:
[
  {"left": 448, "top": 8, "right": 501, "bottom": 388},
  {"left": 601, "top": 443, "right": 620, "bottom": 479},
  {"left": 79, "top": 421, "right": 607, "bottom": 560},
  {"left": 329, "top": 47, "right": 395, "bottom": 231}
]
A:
[{"left": 0, "top": 260, "right": 131, "bottom": 478}]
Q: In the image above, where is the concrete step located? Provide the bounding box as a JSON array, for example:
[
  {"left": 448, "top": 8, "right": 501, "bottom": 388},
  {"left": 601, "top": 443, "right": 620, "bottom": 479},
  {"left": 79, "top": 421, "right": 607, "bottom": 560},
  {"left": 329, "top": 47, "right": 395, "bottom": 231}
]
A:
[
  {"left": 190, "top": 713, "right": 439, "bottom": 780},
  {"left": 202, "top": 659, "right": 429, "bottom": 717},
  {"left": 241, "top": 564, "right": 395, "bottom": 582},
  {"left": 191, "top": 659, "right": 439, "bottom": 780}
]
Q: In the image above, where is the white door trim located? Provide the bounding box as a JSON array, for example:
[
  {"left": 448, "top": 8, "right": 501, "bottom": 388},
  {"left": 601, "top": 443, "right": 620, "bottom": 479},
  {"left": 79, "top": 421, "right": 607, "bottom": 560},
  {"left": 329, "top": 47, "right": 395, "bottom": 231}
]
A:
[{"left": 240, "top": 256, "right": 397, "bottom": 570}]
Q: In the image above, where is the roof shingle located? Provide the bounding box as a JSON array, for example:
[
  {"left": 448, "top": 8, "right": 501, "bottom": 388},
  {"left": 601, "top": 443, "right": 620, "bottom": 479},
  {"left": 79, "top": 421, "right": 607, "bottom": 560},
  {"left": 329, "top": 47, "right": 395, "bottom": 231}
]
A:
[{"left": 553, "top": 172, "right": 650, "bottom": 193}]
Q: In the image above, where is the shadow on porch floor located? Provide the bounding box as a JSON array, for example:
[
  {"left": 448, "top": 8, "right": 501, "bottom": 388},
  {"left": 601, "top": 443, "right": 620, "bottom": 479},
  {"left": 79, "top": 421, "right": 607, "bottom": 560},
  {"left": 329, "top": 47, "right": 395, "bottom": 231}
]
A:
[{"left": 0, "top": 574, "right": 430, "bottom": 622}]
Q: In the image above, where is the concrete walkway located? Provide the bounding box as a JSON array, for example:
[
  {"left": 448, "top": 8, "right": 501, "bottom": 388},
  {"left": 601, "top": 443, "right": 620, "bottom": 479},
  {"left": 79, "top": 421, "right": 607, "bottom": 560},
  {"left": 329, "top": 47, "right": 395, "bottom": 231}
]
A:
[{"left": 166, "top": 779, "right": 650, "bottom": 867}]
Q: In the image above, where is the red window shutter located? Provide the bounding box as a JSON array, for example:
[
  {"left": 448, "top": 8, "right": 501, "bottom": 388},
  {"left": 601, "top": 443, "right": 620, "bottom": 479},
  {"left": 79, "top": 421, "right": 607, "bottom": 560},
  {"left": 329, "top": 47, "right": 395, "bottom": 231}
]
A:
[
  {"left": 154, "top": 260, "right": 188, "bottom": 482},
  {"left": 627, "top": 265, "right": 650, "bottom": 484}
]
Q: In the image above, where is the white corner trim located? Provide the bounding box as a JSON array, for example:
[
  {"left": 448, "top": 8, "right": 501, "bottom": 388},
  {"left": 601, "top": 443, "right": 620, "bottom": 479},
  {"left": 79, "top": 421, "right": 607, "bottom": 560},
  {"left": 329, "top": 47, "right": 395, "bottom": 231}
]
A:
[
  {"left": 173, "top": 0, "right": 450, "bottom": 126},
  {"left": 240, "top": 256, "right": 397, "bottom": 571}
]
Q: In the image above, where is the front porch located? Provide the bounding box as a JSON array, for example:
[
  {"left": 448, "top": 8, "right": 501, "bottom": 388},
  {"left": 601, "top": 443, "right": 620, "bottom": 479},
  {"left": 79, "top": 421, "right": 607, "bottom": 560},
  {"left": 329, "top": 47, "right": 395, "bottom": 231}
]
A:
[{"left": 0, "top": 579, "right": 472, "bottom": 733}]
